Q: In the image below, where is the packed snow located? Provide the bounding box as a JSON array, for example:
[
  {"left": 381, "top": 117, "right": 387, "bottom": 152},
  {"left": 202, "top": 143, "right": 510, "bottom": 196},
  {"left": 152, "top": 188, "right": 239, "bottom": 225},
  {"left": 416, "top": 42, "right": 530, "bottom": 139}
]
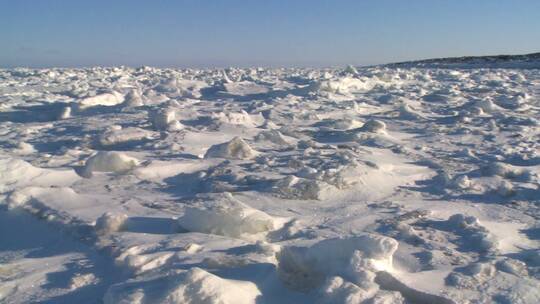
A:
[{"left": 1, "top": 64, "right": 540, "bottom": 303}]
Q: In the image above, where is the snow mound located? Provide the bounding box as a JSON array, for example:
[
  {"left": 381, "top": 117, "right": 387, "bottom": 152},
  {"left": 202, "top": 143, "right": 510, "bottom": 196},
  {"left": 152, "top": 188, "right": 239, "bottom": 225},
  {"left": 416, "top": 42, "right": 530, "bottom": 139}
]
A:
[
  {"left": 177, "top": 193, "right": 280, "bottom": 238},
  {"left": 277, "top": 235, "right": 398, "bottom": 291},
  {"left": 95, "top": 212, "right": 128, "bottom": 235},
  {"left": 82, "top": 151, "right": 140, "bottom": 177},
  {"left": 104, "top": 267, "right": 261, "bottom": 304},
  {"left": 78, "top": 91, "right": 124, "bottom": 109},
  {"left": 0, "top": 158, "right": 80, "bottom": 193},
  {"left": 204, "top": 137, "right": 258, "bottom": 160}
]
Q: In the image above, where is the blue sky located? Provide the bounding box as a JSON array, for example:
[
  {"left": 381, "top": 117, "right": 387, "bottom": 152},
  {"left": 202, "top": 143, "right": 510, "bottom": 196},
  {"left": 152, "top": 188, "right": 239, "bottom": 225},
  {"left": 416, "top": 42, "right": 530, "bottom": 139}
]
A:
[{"left": 1, "top": 0, "right": 539, "bottom": 68}]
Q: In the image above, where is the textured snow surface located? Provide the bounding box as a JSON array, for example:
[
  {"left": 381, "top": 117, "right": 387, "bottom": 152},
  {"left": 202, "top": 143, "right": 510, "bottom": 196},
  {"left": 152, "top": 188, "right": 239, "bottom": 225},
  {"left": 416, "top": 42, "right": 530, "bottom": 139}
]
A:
[{"left": 1, "top": 65, "right": 540, "bottom": 303}]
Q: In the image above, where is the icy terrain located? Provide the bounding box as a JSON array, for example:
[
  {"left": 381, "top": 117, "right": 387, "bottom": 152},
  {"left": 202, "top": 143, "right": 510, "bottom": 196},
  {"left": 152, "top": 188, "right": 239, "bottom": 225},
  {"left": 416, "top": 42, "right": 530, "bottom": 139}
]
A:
[{"left": 0, "top": 64, "right": 539, "bottom": 303}]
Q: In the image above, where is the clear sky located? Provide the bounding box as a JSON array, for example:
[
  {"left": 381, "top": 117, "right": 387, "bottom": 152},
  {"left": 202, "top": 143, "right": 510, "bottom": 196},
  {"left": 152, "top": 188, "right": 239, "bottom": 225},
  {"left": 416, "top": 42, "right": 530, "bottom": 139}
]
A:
[{"left": 1, "top": 0, "right": 539, "bottom": 68}]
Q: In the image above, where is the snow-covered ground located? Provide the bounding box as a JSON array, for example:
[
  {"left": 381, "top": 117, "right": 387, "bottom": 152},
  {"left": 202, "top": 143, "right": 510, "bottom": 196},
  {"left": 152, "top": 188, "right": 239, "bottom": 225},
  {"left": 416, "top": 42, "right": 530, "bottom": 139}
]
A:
[{"left": 1, "top": 64, "right": 539, "bottom": 303}]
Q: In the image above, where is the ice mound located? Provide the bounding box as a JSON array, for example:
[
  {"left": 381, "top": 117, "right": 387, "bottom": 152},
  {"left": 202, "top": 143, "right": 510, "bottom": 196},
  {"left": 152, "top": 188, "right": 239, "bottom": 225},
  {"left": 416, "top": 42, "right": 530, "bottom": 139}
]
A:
[
  {"left": 115, "top": 248, "right": 175, "bottom": 275},
  {"left": 472, "top": 99, "right": 502, "bottom": 113},
  {"left": 78, "top": 91, "right": 124, "bottom": 109},
  {"left": 204, "top": 137, "right": 258, "bottom": 160},
  {"left": 317, "top": 77, "right": 374, "bottom": 95},
  {"left": 95, "top": 212, "right": 128, "bottom": 235},
  {"left": 447, "top": 214, "right": 498, "bottom": 253},
  {"left": 0, "top": 158, "right": 80, "bottom": 193},
  {"left": 212, "top": 110, "right": 264, "bottom": 127},
  {"left": 496, "top": 258, "right": 528, "bottom": 276},
  {"left": 483, "top": 162, "right": 531, "bottom": 180},
  {"left": 99, "top": 127, "right": 154, "bottom": 146},
  {"left": 273, "top": 175, "right": 331, "bottom": 200},
  {"left": 442, "top": 173, "right": 473, "bottom": 190},
  {"left": 150, "top": 108, "right": 183, "bottom": 131},
  {"left": 104, "top": 268, "right": 261, "bottom": 304},
  {"left": 13, "top": 141, "right": 36, "bottom": 155},
  {"left": 122, "top": 89, "right": 144, "bottom": 107},
  {"left": 359, "top": 119, "right": 387, "bottom": 133},
  {"left": 316, "top": 118, "right": 364, "bottom": 130},
  {"left": 154, "top": 78, "right": 207, "bottom": 98},
  {"left": 319, "top": 276, "right": 378, "bottom": 304},
  {"left": 277, "top": 235, "right": 398, "bottom": 291},
  {"left": 446, "top": 262, "right": 496, "bottom": 289},
  {"left": 57, "top": 106, "right": 72, "bottom": 120},
  {"left": 319, "top": 276, "right": 405, "bottom": 304},
  {"left": 222, "top": 81, "right": 269, "bottom": 96},
  {"left": 343, "top": 65, "right": 359, "bottom": 75},
  {"left": 496, "top": 180, "right": 515, "bottom": 197},
  {"left": 177, "top": 193, "right": 280, "bottom": 238},
  {"left": 255, "top": 130, "right": 291, "bottom": 146},
  {"left": 82, "top": 151, "right": 140, "bottom": 177},
  {"left": 398, "top": 103, "right": 424, "bottom": 120}
]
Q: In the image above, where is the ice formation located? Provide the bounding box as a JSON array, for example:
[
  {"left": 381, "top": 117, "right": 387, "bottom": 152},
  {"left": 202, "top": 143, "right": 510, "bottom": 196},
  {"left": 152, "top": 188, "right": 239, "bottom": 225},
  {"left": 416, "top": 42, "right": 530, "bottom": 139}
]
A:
[
  {"left": 177, "top": 193, "right": 280, "bottom": 238},
  {"left": 95, "top": 212, "right": 128, "bottom": 235},
  {"left": 82, "top": 151, "right": 140, "bottom": 176},
  {"left": 104, "top": 268, "right": 261, "bottom": 304},
  {"left": 78, "top": 91, "right": 125, "bottom": 109},
  {"left": 204, "top": 137, "right": 258, "bottom": 159},
  {"left": 1, "top": 63, "right": 539, "bottom": 303}
]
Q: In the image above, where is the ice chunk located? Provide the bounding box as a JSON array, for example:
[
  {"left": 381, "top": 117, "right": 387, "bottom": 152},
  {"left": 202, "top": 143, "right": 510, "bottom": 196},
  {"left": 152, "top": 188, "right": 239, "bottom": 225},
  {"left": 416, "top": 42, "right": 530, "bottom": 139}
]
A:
[
  {"left": 212, "top": 110, "right": 264, "bottom": 127},
  {"left": 0, "top": 158, "right": 80, "bottom": 193},
  {"left": 483, "top": 162, "right": 530, "bottom": 180},
  {"left": 104, "top": 268, "right": 261, "bottom": 304},
  {"left": 222, "top": 81, "right": 269, "bottom": 96},
  {"left": 177, "top": 193, "right": 279, "bottom": 238},
  {"left": 255, "top": 130, "right": 291, "bottom": 146},
  {"left": 57, "top": 106, "right": 72, "bottom": 120},
  {"left": 82, "top": 151, "right": 139, "bottom": 177},
  {"left": 78, "top": 91, "right": 124, "bottom": 109},
  {"left": 496, "top": 258, "right": 528, "bottom": 276},
  {"left": 398, "top": 103, "right": 423, "bottom": 120},
  {"left": 359, "top": 119, "right": 387, "bottom": 133},
  {"left": 122, "top": 89, "right": 144, "bottom": 107},
  {"left": 95, "top": 212, "right": 128, "bottom": 235},
  {"left": 13, "top": 142, "right": 36, "bottom": 155},
  {"left": 204, "top": 137, "right": 258, "bottom": 160},
  {"left": 273, "top": 175, "right": 330, "bottom": 200},
  {"left": 317, "top": 77, "right": 374, "bottom": 95},
  {"left": 277, "top": 235, "right": 398, "bottom": 291},
  {"left": 319, "top": 276, "right": 379, "bottom": 304},
  {"left": 150, "top": 108, "right": 183, "bottom": 131},
  {"left": 99, "top": 127, "right": 154, "bottom": 146}
]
